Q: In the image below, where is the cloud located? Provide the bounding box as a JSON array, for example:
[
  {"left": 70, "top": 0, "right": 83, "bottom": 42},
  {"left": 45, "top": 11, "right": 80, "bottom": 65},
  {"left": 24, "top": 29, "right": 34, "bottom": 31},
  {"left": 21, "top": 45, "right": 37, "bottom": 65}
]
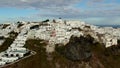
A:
[
  {"left": 0, "top": 0, "right": 81, "bottom": 8},
  {"left": 0, "top": 0, "right": 120, "bottom": 18},
  {"left": 0, "top": 0, "right": 120, "bottom": 25},
  {"left": 0, "top": 0, "right": 82, "bottom": 16}
]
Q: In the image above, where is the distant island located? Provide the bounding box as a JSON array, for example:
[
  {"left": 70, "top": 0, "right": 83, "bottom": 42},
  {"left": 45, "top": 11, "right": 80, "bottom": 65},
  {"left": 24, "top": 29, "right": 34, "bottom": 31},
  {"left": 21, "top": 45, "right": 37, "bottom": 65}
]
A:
[{"left": 96, "top": 25, "right": 120, "bottom": 28}]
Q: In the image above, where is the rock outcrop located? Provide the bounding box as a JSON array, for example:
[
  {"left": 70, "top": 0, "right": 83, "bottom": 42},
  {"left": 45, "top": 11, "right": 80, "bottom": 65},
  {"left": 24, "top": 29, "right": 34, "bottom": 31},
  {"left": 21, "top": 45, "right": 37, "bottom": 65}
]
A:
[{"left": 56, "top": 35, "right": 95, "bottom": 61}]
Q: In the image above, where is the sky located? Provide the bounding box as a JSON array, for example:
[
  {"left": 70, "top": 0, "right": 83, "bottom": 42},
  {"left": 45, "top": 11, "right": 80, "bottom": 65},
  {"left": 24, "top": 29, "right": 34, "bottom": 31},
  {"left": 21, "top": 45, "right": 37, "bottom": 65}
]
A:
[{"left": 0, "top": 0, "right": 120, "bottom": 25}]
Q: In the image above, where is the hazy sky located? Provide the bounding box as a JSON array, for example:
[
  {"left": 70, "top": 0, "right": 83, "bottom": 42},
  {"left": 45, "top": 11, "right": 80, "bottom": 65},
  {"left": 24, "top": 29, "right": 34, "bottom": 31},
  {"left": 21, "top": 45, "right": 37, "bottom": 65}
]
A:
[{"left": 0, "top": 0, "right": 120, "bottom": 25}]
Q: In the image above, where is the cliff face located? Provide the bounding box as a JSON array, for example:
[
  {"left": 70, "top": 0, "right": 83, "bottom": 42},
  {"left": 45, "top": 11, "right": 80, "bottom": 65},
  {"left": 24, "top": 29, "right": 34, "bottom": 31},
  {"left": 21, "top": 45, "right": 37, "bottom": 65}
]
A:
[
  {"left": 56, "top": 35, "right": 94, "bottom": 61},
  {"left": 56, "top": 35, "right": 120, "bottom": 68},
  {"left": 55, "top": 35, "right": 105, "bottom": 68}
]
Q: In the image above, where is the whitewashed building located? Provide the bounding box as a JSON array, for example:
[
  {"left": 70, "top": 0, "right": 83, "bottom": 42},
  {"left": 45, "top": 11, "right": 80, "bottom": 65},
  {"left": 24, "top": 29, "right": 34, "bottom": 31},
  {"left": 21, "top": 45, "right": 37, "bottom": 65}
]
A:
[
  {"left": 0, "top": 61, "right": 6, "bottom": 66},
  {"left": 1, "top": 57, "right": 18, "bottom": 63}
]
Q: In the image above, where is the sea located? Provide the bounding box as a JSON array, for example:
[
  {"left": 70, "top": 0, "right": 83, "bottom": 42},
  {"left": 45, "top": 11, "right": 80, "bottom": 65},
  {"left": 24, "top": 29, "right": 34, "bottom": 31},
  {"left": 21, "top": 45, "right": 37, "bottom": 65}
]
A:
[{"left": 96, "top": 25, "right": 120, "bottom": 28}]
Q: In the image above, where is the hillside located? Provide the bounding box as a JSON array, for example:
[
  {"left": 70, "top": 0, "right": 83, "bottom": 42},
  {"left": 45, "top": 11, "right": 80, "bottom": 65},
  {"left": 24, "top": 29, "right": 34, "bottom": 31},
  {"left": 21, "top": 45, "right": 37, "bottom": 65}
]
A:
[
  {"left": 0, "top": 19, "right": 120, "bottom": 68},
  {"left": 2, "top": 35, "right": 120, "bottom": 68}
]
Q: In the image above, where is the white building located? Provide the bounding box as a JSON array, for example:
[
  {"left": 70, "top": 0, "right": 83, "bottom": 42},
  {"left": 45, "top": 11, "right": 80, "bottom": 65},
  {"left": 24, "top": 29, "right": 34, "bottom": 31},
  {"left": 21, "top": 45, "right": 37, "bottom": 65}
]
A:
[
  {"left": 27, "top": 30, "right": 36, "bottom": 39},
  {"left": 0, "top": 61, "right": 6, "bottom": 66},
  {"left": 8, "top": 47, "right": 27, "bottom": 52},
  {"left": 1, "top": 57, "right": 18, "bottom": 63},
  {"left": 105, "top": 36, "right": 118, "bottom": 48}
]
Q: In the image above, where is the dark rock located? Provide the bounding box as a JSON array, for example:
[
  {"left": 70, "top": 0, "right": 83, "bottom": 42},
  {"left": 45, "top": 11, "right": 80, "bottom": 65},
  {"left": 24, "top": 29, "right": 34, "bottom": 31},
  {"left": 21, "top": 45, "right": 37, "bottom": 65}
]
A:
[
  {"left": 56, "top": 35, "right": 94, "bottom": 61},
  {"left": 42, "top": 19, "right": 49, "bottom": 23},
  {"left": 30, "top": 25, "right": 39, "bottom": 29}
]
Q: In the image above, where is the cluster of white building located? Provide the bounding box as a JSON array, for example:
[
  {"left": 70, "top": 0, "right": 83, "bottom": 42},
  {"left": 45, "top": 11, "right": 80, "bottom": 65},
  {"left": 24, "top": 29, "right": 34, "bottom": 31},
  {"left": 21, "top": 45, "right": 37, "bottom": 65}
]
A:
[
  {"left": 0, "top": 19, "right": 119, "bottom": 66},
  {"left": 27, "top": 19, "right": 120, "bottom": 49},
  {"left": 0, "top": 23, "right": 30, "bottom": 66},
  {"left": 27, "top": 19, "right": 88, "bottom": 53},
  {"left": 0, "top": 23, "right": 18, "bottom": 38},
  {"left": 94, "top": 27, "right": 120, "bottom": 47},
  {"left": 0, "top": 23, "right": 18, "bottom": 46}
]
